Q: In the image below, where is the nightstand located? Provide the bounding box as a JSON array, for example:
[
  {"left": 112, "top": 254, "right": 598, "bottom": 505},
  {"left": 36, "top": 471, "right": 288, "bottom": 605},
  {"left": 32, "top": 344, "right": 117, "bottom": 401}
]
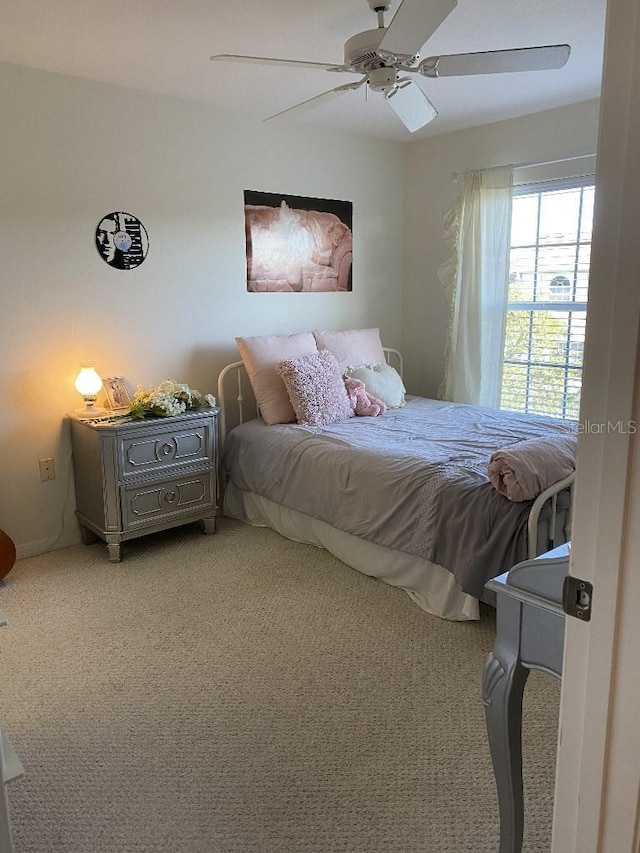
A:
[{"left": 69, "top": 408, "right": 219, "bottom": 561}]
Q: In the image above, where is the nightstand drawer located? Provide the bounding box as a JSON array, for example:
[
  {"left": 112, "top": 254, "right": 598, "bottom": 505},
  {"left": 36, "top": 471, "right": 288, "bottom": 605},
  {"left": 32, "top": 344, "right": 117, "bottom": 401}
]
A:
[
  {"left": 121, "top": 470, "right": 214, "bottom": 530},
  {"left": 118, "top": 418, "right": 213, "bottom": 478}
]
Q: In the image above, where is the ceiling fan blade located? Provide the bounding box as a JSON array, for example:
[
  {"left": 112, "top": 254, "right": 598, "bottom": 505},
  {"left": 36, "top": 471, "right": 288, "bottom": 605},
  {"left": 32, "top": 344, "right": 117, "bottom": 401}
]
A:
[
  {"left": 210, "top": 54, "right": 347, "bottom": 73},
  {"left": 378, "top": 0, "right": 457, "bottom": 58},
  {"left": 420, "top": 44, "right": 571, "bottom": 78},
  {"left": 385, "top": 78, "right": 438, "bottom": 132},
  {"left": 264, "top": 79, "right": 366, "bottom": 123}
]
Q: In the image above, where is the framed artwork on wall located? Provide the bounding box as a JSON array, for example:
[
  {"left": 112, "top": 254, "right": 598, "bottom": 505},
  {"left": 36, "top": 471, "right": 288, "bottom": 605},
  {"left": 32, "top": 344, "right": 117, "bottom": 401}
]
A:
[{"left": 244, "top": 191, "right": 353, "bottom": 293}]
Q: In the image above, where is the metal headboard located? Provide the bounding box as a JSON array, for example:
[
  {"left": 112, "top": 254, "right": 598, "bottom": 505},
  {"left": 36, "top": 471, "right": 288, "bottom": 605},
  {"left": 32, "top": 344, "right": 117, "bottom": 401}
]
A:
[{"left": 217, "top": 347, "right": 403, "bottom": 452}]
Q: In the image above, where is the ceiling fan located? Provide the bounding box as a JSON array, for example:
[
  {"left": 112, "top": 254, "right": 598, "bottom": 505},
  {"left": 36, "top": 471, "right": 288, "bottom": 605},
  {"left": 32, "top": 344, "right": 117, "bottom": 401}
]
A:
[{"left": 211, "top": 0, "right": 570, "bottom": 133}]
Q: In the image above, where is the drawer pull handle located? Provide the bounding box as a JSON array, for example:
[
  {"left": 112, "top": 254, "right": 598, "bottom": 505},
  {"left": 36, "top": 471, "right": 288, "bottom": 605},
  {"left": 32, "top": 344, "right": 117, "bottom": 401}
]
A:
[
  {"left": 160, "top": 443, "right": 175, "bottom": 457},
  {"left": 164, "top": 491, "right": 177, "bottom": 504}
]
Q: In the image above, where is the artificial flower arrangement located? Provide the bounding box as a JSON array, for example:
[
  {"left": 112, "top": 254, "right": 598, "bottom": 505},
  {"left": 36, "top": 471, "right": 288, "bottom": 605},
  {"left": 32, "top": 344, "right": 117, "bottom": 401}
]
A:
[{"left": 128, "top": 380, "right": 216, "bottom": 419}]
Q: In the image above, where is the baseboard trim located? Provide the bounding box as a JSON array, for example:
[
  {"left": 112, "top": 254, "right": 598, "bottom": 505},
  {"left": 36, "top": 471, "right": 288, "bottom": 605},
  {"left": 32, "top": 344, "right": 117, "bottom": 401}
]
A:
[{"left": 16, "top": 536, "right": 75, "bottom": 559}]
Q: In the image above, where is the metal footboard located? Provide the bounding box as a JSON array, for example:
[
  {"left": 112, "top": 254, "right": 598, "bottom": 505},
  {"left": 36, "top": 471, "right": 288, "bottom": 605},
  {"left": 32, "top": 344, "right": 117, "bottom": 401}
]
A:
[{"left": 526, "top": 470, "right": 575, "bottom": 559}]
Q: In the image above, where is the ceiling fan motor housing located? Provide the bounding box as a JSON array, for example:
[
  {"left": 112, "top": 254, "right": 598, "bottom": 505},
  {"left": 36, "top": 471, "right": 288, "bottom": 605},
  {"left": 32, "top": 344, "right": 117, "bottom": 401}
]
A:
[{"left": 344, "top": 29, "right": 392, "bottom": 70}]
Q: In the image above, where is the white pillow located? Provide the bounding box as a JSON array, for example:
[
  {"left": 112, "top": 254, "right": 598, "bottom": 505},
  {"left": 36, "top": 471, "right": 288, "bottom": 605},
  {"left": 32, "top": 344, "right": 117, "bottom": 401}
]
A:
[
  {"left": 235, "top": 332, "right": 318, "bottom": 425},
  {"left": 344, "top": 362, "right": 406, "bottom": 409},
  {"left": 313, "top": 328, "right": 385, "bottom": 372}
]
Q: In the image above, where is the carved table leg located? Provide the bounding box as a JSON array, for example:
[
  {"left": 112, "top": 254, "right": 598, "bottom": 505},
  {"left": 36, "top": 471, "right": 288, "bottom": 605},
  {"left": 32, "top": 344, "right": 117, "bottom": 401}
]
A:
[
  {"left": 105, "top": 537, "right": 122, "bottom": 563},
  {"left": 483, "top": 598, "right": 530, "bottom": 853}
]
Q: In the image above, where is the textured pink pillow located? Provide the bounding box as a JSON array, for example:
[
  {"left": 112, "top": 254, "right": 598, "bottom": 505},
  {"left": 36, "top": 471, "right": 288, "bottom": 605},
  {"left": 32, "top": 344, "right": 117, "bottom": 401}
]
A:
[
  {"left": 236, "top": 332, "right": 318, "bottom": 425},
  {"left": 313, "top": 328, "right": 386, "bottom": 371},
  {"left": 276, "top": 350, "right": 354, "bottom": 426}
]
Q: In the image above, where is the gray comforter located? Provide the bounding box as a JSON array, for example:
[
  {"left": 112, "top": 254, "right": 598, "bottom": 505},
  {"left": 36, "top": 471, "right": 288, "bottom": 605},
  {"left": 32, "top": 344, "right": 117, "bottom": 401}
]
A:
[{"left": 222, "top": 396, "right": 575, "bottom": 597}]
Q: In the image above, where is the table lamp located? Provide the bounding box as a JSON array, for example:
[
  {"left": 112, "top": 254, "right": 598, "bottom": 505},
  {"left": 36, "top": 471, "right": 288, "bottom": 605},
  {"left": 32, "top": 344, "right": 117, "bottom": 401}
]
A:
[{"left": 75, "top": 363, "right": 104, "bottom": 417}]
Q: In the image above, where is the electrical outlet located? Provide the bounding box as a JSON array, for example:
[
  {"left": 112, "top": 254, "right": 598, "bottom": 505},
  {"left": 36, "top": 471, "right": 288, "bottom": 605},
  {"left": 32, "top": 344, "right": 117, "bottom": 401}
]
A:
[{"left": 39, "top": 458, "right": 55, "bottom": 481}]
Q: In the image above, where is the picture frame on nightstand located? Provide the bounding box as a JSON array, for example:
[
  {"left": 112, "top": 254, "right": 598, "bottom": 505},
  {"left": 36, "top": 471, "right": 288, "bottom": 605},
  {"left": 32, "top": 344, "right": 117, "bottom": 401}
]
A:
[{"left": 103, "top": 376, "right": 132, "bottom": 411}]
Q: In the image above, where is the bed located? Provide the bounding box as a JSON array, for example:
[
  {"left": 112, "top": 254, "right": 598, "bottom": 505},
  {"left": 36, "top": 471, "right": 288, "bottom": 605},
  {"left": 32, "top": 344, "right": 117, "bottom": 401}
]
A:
[{"left": 217, "top": 331, "right": 575, "bottom": 621}]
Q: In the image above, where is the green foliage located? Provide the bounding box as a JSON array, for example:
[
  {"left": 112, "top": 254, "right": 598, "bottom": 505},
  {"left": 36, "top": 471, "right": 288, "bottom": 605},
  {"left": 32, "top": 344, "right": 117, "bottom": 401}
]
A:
[{"left": 501, "top": 307, "right": 583, "bottom": 420}]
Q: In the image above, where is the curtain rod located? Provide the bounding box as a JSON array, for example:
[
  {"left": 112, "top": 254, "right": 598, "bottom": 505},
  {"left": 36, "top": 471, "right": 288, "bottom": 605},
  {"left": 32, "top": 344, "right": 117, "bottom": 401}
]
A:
[
  {"left": 451, "top": 153, "right": 596, "bottom": 182},
  {"left": 513, "top": 152, "right": 596, "bottom": 170}
]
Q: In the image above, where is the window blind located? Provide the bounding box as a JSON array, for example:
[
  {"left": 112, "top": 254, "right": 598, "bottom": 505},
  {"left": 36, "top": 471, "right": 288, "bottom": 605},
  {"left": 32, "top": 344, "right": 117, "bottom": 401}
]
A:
[{"left": 500, "top": 178, "right": 595, "bottom": 420}]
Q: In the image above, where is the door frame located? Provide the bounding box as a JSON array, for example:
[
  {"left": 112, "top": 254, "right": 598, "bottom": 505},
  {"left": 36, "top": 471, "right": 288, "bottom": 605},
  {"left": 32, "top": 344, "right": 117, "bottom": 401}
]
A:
[{"left": 552, "top": 0, "right": 640, "bottom": 849}]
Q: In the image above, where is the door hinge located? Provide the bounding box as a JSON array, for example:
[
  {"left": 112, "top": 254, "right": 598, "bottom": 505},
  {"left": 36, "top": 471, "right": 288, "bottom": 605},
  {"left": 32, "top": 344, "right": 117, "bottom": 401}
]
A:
[{"left": 562, "top": 575, "right": 593, "bottom": 622}]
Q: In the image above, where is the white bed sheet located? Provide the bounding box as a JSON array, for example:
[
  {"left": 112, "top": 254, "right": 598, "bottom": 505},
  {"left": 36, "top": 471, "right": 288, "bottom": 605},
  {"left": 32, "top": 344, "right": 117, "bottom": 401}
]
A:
[{"left": 224, "top": 481, "right": 480, "bottom": 621}]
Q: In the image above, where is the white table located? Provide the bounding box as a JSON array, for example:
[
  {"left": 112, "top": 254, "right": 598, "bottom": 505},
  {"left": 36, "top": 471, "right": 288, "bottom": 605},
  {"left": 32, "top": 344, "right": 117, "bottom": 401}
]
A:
[{"left": 483, "top": 544, "right": 569, "bottom": 853}]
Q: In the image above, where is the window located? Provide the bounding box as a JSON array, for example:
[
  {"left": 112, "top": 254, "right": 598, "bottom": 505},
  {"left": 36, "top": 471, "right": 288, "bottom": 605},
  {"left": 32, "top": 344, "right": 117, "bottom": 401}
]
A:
[{"left": 500, "top": 177, "right": 595, "bottom": 420}]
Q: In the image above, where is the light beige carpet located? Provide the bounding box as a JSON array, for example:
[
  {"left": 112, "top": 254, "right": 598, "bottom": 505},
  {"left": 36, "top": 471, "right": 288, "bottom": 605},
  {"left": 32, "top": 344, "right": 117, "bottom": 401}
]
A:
[{"left": 0, "top": 518, "right": 560, "bottom": 853}]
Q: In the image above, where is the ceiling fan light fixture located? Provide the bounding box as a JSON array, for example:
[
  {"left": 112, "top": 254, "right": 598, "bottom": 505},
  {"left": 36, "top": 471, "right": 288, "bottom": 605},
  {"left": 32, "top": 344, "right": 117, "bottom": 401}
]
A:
[{"left": 385, "top": 78, "right": 438, "bottom": 132}]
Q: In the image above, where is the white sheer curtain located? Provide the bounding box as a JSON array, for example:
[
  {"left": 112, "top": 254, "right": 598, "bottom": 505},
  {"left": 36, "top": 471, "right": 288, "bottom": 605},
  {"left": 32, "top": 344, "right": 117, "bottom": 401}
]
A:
[{"left": 440, "top": 166, "right": 514, "bottom": 407}]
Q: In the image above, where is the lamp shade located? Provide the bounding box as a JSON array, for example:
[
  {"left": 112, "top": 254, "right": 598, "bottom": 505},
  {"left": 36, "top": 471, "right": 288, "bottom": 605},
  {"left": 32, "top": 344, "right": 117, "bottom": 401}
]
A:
[{"left": 75, "top": 364, "right": 103, "bottom": 398}]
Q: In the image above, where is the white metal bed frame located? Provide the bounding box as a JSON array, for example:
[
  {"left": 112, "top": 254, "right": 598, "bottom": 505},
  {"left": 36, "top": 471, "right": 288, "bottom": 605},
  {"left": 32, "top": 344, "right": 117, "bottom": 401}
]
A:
[
  {"left": 217, "top": 348, "right": 403, "bottom": 447},
  {"left": 217, "top": 347, "right": 573, "bottom": 562}
]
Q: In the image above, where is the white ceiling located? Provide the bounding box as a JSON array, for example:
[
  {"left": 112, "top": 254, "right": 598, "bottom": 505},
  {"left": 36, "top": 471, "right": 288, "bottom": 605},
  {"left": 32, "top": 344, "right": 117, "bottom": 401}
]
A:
[{"left": 0, "top": 0, "right": 606, "bottom": 143}]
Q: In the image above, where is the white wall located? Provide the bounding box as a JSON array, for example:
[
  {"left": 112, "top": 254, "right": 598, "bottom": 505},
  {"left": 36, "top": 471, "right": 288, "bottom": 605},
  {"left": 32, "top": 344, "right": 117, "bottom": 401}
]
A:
[
  {"left": 0, "top": 59, "right": 602, "bottom": 557},
  {"left": 402, "top": 99, "right": 601, "bottom": 397},
  {"left": 0, "top": 62, "right": 406, "bottom": 555}
]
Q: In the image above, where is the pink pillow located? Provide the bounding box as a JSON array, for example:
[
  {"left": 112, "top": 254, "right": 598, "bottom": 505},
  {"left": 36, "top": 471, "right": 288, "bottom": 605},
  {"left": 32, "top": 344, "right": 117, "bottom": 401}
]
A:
[
  {"left": 276, "top": 350, "right": 354, "bottom": 426},
  {"left": 313, "top": 328, "right": 386, "bottom": 371},
  {"left": 236, "top": 332, "right": 318, "bottom": 425}
]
